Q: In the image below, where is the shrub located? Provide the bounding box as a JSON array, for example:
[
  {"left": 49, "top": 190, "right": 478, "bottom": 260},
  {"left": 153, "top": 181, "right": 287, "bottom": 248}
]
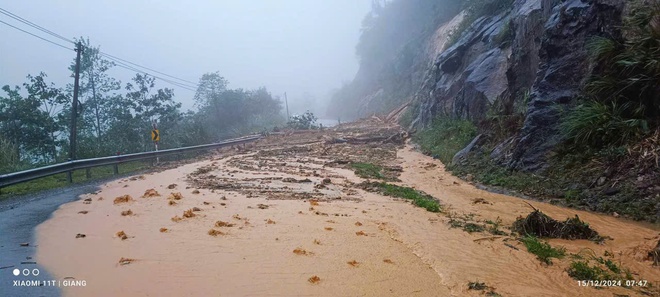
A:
[
  {"left": 561, "top": 100, "right": 649, "bottom": 149},
  {"left": 0, "top": 136, "right": 20, "bottom": 174}
]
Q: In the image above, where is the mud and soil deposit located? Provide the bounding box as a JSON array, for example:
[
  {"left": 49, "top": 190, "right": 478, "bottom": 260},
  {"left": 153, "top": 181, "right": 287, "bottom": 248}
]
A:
[{"left": 37, "top": 119, "right": 659, "bottom": 296}]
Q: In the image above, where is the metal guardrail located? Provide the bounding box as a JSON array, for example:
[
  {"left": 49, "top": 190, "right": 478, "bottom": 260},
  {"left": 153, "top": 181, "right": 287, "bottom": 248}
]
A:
[{"left": 0, "top": 135, "right": 262, "bottom": 188}]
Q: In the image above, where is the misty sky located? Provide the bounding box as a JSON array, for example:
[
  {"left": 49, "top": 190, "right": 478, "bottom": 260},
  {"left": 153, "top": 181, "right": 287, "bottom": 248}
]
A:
[{"left": 0, "top": 0, "right": 371, "bottom": 114}]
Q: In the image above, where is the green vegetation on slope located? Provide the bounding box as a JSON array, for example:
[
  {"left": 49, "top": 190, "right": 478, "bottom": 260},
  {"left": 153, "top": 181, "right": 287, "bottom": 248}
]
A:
[
  {"left": 561, "top": 1, "right": 660, "bottom": 151},
  {"left": 414, "top": 116, "right": 477, "bottom": 165},
  {"left": 562, "top": 1, "right": 660, "bottom": 151},
  {"left": 414, "top": 113, "right": 660, "bottom": 221}
]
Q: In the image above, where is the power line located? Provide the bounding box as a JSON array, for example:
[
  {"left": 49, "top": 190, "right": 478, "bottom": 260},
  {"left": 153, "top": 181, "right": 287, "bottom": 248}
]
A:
[
  {"left": 99, "top": 52, "right": 199, "bottom": 86},
  {"left": 103, "top": 55, "right": 198, "bottom": 92},
  {"left": 0, "top": 15, "right": 199, "bottom": 92},
  {"left": 0, "top": 7, "right": 205, "bottom": 93},
  {"left": 113, "top": 62, "right": 198, "bottom": 92},
  {"left": 0, "top": 19, "right": 73, "bottom": 51},
  {"left": 0, "top": 7, "right": 74, "bottom": 44}
]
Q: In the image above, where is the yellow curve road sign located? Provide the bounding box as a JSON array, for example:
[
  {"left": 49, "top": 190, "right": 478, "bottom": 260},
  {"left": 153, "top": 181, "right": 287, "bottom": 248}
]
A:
[{"left": 151, "top": 129, "right": 160, "bottom": 142}]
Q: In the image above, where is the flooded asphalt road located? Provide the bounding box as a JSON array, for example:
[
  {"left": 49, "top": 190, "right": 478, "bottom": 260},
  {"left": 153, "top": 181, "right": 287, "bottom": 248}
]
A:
[{"left": 0, "top": 182, "right": 103, "bottom": 297}]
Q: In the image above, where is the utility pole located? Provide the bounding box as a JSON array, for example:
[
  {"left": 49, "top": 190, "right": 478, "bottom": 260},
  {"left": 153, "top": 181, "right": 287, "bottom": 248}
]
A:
[
  {"left": 90, "top": 61, "right": 101, "bottom": 143},
  {"left": 284, "top": 92, "right": 290, "bottom": 120},
  {"left": 67, "top": 42, "right": 83, "bottom": 183}
]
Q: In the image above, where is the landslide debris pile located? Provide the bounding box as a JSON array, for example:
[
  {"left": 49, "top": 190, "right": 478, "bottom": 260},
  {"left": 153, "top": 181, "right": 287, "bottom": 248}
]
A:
[
  {"left": 512, "top": 210, "right": 602, "bottom": 241},
  {"left": 186, "top": 118, "right": 407, "bottom": 203}
]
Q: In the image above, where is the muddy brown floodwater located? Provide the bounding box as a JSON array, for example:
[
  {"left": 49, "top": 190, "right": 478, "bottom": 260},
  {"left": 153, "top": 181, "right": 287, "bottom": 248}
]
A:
[{"left": 36, "top": 119, "right": 660, "bottom": 296}]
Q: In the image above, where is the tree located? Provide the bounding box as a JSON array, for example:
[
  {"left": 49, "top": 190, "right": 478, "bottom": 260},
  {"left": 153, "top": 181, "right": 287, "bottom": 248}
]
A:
[
  {"left": 167, "top": 110, "right": 211, "bottom": 147},
  {"left": 23, "top": 72, "right": 67, "bottom": 162},
  {"left": 125, "top": 74, "right": 182, "bottom": 151},
  {"left": 288, "top": 111, "right": 318, "bottom": 130},
  {"left": 0, "top": 84, "right": 56, "bottom": 163},
  {"left": 69, "top": 38, "right": 121, "bottom": 145},
  {"left": 192, "top": 76, "right": 284, "bottom": 140},
  {"left": 193, "top": 71, "right": 228, "bottom": 108},
  {"left": 97, "top": 93, "right": 140, "bottom": 155},
  {"left": 0, "top": 53, "right": 283, "bottom": 174}
]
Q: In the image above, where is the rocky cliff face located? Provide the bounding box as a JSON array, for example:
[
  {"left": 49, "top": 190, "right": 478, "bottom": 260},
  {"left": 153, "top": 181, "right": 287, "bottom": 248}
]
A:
[
  {"left": 509, "top": 0, "right": 624, "bottom": 171},
  {"left": 410, "top": 0, "right": 625, "bottom": 171}
]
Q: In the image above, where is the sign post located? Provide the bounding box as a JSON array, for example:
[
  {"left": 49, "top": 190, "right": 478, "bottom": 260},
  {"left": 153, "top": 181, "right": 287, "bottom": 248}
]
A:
[{"left": 151, "top": 121, "right": 160, "bottom": 164}]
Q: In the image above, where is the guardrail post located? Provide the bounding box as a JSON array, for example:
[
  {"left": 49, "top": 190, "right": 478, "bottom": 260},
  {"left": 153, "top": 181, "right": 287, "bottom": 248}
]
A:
[
  {"left": 113, "top": 151, "right": 120, "bottom": 175},
  {"left": 66, "top": 158, "right": 73, "bottom": 183},
  {"left": 85, "top": 168, "right": 91, "bottom": 179}
]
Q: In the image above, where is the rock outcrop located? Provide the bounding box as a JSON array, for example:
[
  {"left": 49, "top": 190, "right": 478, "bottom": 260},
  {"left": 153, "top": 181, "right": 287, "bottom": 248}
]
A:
[
  {"left": 410, "top": 0, "right": 625, "bottom": 171},
  {"left": 509, "top": 0, "right": 624, "bottom": 171}
]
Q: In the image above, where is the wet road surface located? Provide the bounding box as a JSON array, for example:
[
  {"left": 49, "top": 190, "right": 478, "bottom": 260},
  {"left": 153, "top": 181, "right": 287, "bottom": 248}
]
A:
[{"left": 1, "top": 182, "right": 108, "bottom": 297}]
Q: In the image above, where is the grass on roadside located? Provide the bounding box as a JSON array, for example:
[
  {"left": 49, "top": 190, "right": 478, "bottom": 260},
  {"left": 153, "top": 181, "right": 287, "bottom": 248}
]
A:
[
  {"left": 521, "top": 235, "right": 566, "bottom": 265},
  {"left": 596, "top": 257, "right": 621, "bottom": 274},
  {"left": 448, "top": 152, "right": 552, "bottom": 195},
  {"left": 567, "top": 254, "right": 634, "bottom": 282},
  {"left": 351, "top": 162, "right": 386, "bottom": 180},
  {"left": 413, "top": 116, "right": 547, "bottom": 197},
  {"left": 567, "top": 260, "right": 613, "bottom": 280},
  {"left": 360, "top": 182, "right": 441, "bottom": 212},
  {"left": 377, "top": 183, "right": 441, "bottom": 212},
  {"left": 0, "top": 161, "right": 149, "bottom": 199}
]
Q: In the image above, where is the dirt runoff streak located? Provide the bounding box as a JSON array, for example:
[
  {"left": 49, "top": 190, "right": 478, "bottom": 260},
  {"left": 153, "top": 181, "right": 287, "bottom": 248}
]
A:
[{"left": 35, "top": 121, "right": 659, "bottom": 297}]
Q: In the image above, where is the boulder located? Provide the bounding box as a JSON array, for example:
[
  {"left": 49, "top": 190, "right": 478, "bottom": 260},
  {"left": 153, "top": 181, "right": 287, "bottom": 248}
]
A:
[{"left": 452, "top": 134, "right": 483, "bottom": 166}]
